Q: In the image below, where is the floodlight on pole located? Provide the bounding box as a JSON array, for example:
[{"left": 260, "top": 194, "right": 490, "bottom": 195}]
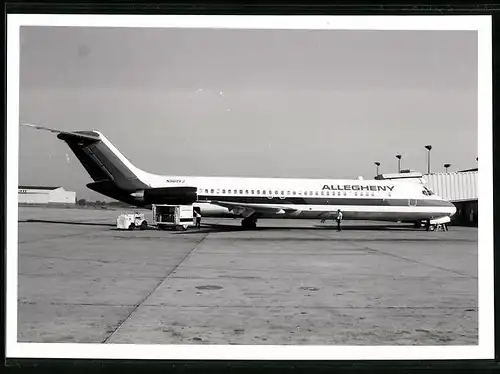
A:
[
  {"left": 396, "top": 154, "right": 402, "bottom": 173},
  {"left": 444, "top": 163, "right": 451, "bottom": 173},
  {"left": 424, "top": 145, "right": 432, "bottom": 174},
  {"left": 375, "top": 162, "right": 380, "bottom": 176}
]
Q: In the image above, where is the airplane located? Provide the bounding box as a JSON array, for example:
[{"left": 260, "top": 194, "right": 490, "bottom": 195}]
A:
[{"left": 21, "top": 124, "right": 457, "bottom": 230}]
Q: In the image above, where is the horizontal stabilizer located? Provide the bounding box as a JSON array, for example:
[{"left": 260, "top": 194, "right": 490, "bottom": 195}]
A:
[{"left": 21, "top": 123, "right": 101, "bottom": 142}]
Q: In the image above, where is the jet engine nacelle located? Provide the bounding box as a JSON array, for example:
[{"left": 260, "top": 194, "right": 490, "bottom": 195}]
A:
[{"left": 131, "top": 186, "right": 198, "bottom": 205}]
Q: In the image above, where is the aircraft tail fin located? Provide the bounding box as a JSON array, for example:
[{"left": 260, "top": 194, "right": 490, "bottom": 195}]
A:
[{"left": 21, "top": 123, "right": 149, "bottom": 195}]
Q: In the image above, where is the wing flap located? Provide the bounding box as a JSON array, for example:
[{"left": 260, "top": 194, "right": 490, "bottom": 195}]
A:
[{"left": 210, "top": 200, "right": 298, "bottom": 217}]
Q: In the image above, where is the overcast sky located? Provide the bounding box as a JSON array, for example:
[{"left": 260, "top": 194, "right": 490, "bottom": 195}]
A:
[{"left": 18, "top": 26, "right": 478, "bottom": 200}]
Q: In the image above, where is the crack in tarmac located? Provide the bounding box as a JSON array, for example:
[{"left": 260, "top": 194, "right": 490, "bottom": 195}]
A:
[
  {"left": 18, "top": 301, "right": 477, "bottom": 310},
  {"left": 310, "top": 231, "right": 478, "bottom": 279},
  {"left": 100, "top": 232, "right": 210, "bottom": 343}
]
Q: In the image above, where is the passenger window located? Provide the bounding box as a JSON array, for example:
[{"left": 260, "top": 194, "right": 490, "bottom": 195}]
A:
[
  {"left": 315, "top": 191, "right": 319, "bottom": 196},
  {"left": 240, "top": 190, "right": 243, "bottom": 194},
  {"left": 321, "top": 191, "right": 324, "bottom": 196},
  {"left": 269, "top": 190, "right": 272, "bottom": 195},
  {"left": 309, "top": 191, "right": 313, "bottom": 196},
  {"left": 245, "top": 190, "right": 249, "bottom": 194},
  {"left": 275, "top": 190, "right": 279, "bottom": 195},
  {"left": 326, "top": 191, "right": 330, "bottom": 196},
  {"left": 251, "top": 190, "right": 254, "bottom": 194},
  {"left": 287, "top": 191, "right": 290, "bottom": 195},
  {"left": 205, "top": 189, "right": 208, "bottom": 193},
  {"left": 216, "top": 189, "right": 220, "bottom": 194},
  {"left": 281, "top": 191, "right": 284, "bottom": 195},
  {"left": 343, "top": 192, "right": 346, "bottom": 196},
  {"left": 371, "top": 192, "right": 375, "bottom": 196},
  {"left": 222, "top": 189, "right": 225, "bottom": 193},
  {"left": 256, "top": 190, "right": 260, "bottom": 194},
  {"left": 293, "top": 191, "right": 296, "bottom": 195}
]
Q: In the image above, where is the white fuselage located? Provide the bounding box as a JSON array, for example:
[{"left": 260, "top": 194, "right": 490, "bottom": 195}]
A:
[{"left": 139, "top": 173, "right": 456, "bottom": 222}]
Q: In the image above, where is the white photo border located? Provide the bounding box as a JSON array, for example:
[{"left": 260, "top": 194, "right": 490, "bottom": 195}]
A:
[{"left": 6, "top": 14, "right": 494, "bottom": 360}]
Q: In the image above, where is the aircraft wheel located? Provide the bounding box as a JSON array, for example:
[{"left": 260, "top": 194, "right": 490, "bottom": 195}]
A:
[
  {"left": 128, "top": 223, "right": 135, "bottom": 230},
  {"left": 140, "top": 221, "right": 148, "bottom": 230},
  {"left": 182, "top": 224, "right": 188, "bottom": 230}
]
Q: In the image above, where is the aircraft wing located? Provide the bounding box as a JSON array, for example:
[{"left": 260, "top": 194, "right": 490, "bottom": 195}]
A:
[{"left": 209, "top": 200, "right": 298, "bottom": 218}]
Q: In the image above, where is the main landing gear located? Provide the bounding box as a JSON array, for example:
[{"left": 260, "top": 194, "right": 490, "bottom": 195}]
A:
[{"left": 241, "top": 216, "right": 257, "bottom": 229}]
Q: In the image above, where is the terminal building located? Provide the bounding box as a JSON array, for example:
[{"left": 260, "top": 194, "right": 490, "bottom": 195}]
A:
[
  {"left": 18, "top": 186, "right": 76, "bottom": 205},
  {"left": 424, "top": 169, "right": 478, "bottom": 227}
]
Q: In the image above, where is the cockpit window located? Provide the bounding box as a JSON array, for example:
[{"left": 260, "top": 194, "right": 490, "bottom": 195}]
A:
[{"left": 422, "top": 187, "right": 434, "bottom": 196}]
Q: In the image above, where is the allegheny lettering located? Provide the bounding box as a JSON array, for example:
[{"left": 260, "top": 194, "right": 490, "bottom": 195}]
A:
[{"left": 322, "top": 184, "right": 395, "bottom": 191}]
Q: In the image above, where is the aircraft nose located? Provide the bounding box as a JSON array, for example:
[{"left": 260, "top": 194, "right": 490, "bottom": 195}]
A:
[{"left": 447, "top": 201, "right": 457, "bottom": 216}]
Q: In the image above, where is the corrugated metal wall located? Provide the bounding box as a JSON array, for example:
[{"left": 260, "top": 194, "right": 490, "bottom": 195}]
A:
[{"left": 423, "top": 171, "right": 478, "bottom": 202}]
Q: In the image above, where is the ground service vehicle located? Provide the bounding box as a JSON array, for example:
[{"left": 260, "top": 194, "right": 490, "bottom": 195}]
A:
[
  {"left": 153, "top": 204, "right": 195, "bottom": 230},
  {"left": 116, "top": 212, "right": 148, "bottom": 230}
]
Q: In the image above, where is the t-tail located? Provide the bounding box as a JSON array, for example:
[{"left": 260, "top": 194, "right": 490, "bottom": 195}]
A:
[{"left": 21, "top": 124, "right": 197, "bottom": 206}]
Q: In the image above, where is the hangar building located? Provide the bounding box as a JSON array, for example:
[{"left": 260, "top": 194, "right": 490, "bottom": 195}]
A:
[{"left": 18, "top": 186, "right": 76, "bottom": 205}]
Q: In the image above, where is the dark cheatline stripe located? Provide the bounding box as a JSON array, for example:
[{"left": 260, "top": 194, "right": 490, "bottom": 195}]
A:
[{"left": 197, "top": 195, "right": 451, "bottom": 208}]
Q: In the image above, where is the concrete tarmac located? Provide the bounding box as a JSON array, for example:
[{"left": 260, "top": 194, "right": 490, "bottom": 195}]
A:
[{"left": 17, "top": 206, "right": 478, "bottom": 345}]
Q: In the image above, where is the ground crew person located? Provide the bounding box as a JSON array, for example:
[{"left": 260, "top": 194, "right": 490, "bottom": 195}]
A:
[
  {"left": 336, "top": 209, "right": 343, "bottom": 232},
  {"left": 194, "top": 210, "right": 201, "bottom": 229}
]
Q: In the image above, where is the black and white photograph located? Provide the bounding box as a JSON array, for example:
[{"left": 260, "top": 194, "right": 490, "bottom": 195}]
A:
[{"left": 6, "top": 14, "right": 494, "bottom": 360}]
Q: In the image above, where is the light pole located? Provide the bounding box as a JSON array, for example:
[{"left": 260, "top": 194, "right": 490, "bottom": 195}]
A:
[
  {"left": 444, "top": 163, "right": 451, "bottom": 173},
  {"left": 375, "top": 162, "right": 380, "bottom": 176},
  {"left": 425, "top": 145, "right": 432, "bottom": 174},
  {"left": 396, "top": 154, "right": 402, "bottom": 173}
]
